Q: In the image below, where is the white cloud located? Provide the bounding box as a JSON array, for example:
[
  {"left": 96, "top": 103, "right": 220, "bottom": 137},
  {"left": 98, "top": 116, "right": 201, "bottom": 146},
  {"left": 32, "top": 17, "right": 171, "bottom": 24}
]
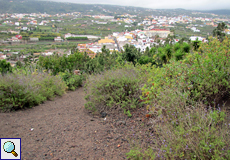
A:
[{"left": 49, "top": 0, "right": 230, "bottom": 10}]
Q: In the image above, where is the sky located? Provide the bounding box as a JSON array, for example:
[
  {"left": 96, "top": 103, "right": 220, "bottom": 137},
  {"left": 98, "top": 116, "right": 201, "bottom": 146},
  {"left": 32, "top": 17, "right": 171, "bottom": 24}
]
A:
[{"left": 48, "top": 0, "right": 230, "bottom": 10}]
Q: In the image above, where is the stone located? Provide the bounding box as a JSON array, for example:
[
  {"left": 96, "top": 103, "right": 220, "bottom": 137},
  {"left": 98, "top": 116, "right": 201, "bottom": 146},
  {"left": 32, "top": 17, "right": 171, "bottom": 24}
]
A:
[
  {"left": 101, "top": 112, "right": 107, "bottom": 118},
  {"left": 116, "top": 121, "right": 126, "bottom": 126}
]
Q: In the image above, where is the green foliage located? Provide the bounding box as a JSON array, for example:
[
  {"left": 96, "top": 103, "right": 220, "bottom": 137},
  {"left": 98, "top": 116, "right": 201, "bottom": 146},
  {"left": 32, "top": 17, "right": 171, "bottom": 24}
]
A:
[
  {"left": 132, "top": 37, "right": 230, "bottom": 160},
  {"left": 0, "top": 59, "right": 12, "bottom": 75},
  {"left": 138, "top": 56, "right": 153, "bottom": 65},
  {"left": 213, "top": 22, "right": 227, "bottom": 42},
  {"left": 84, "top": 63, "right": 144, "bottom": 115},
  {"left": 174, "top": 43, "right": 181, "bottom": 52},
  {"left": 66, "top": 37, "right": 88, "bottom": 40},
  {"left": 59, "top": 71, "right": 84, "bottom": 91},
  {"left": 142, "top": 37, "right": 230, "bottom": 106},
  {"left": 164, "top": 44, "right": 173, "bottom": 60},
  {"left": 174, "top": 49, "right": 185, "bottom": 61},
  {"left": 0, "top": 71, "right": 67, "bottom": 112},
  {"left": 122, "top": 44, "right": 141, "bottom": 66},
  {"left": 182, "top": 42, "right": 191, "bottom": 53},
  {"left": 37, "top": 52, "right": 84, "bottom": 75},
  {"left": 145, "top": 88, "right": 229, "bottom": 160},
  {"left": 39, "top": 37, "right": 54, "bottom": 41},
  {"left": 149, "top": 47, "right": 156, "bottom": 56},
  {"left": 126, "top": 148, "right": 156, "bottom": 160},
  {"left": 157, "top": 47, "right": 167, "bottom": 64},
  {"left": 192, "top": 39, "right": 201, "bottom": 51},
  {"left": 15, "top": 61, "right": 23, "bottom": 68}
]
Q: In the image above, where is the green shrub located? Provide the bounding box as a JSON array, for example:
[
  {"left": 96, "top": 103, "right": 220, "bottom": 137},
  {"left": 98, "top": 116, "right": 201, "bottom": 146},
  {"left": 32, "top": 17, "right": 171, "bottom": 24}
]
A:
[
  {"left": 59, "top": 71, "right": 84, "bottom": 91},
  {"left": 66, "top": 37, "right": 88, "bottom": 40},
  {"left": 148, "top": 88, "right": 229, "bottom": 160},
  {"left": 174, "top": 42, "right": 181, "bottom": 52},
  {"left": 0, "top": 59, "right": 12, "bottom": 75},
  {"left": 130, "top": 37, "right": 230, "bottom": 159},
  {"left": 39, "top": 37, "right": 54, "bottom": 41},
  {"left": 182, "top": 42, "right": 191, "bottom": 53},
  {"left": 0, "top": 72, "right": 67, "bottom": 112},
  {"left": 164, "top": 44, "right": 173, "bottom": 60},
  {"left": 138, "top": 56, "right": 153, "bottom": 65},
  {"left": 127, "top": 87, "right": 229, "bottom": 160},
  {"left": 174, "top": 49, "right": 185, "bottom": 61},
  {"left": 84, "top": 63, "right": 144, "bottom": 115},
  {"left": 37, "top": 52, "right": 84, "bottom": 76},
  {"left": 142, "top": 37, "right": 230, "bottom": 107},
  {"left": 126, "top": 147, "right": 156, "bottom": 160}
]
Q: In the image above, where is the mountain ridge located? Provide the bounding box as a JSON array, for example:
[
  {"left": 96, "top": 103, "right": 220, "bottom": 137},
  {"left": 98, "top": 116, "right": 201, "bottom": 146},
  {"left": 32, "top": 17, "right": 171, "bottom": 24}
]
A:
[{"left": 0, "top": 0, "right": 229, "bottom": 16}]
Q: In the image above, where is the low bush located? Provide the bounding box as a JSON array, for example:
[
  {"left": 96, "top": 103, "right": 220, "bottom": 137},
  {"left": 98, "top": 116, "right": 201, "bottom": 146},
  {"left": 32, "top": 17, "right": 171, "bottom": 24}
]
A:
[
  {"left": 142, "top": 37, "right": 230, "bottom": 107},
  {"left": 59, "top": 71, "right": 84, "bottom": 91},
  {"left": 127, "top": 88, "right": 230, "bottom": 160},
  {"left": 0, "top": 71, "right": 67, "bottom": 112},
  {"left": 84, "top": 63, "right": 145, "bottom": 116},
  {"left": 127, "top": 37, "right": 230, "bottom": 159},
  {"left": 182, "top": 42, "right": 191, "bottom": 53},
  {"left": 138, "top": 56, "right": 153, "bottom": 65}
]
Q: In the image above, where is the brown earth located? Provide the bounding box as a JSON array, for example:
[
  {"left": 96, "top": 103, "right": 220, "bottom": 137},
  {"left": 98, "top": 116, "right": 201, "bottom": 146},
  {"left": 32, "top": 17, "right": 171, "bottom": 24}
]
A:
[{"left": 0, "top": 87, "right": 153, "bottom": 160}]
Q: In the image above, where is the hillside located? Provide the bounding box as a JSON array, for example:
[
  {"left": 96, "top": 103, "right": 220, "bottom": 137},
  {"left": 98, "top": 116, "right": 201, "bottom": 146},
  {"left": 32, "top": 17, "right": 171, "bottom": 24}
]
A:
[
  {"left": 0, "top": 0, "right": 229, "bottom": 17},
  {"left": 200, "top": 9, "right": 230, "bottom": 16}
]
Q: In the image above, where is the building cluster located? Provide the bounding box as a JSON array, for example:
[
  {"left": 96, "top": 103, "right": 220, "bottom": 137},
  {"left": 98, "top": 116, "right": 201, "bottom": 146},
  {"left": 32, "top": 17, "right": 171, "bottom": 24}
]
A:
[
  {"left": 76, "top": 28, "right": 174, "bottom": 56},
  {"left": 0, "top": 10, "right": 229, "bottom": 64}
]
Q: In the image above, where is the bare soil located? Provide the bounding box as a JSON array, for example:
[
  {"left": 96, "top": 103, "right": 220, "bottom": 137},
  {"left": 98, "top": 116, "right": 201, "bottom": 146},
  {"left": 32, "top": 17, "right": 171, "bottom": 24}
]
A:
[{"left": 0, "top": 87, "right": 152, "bottom": 160}]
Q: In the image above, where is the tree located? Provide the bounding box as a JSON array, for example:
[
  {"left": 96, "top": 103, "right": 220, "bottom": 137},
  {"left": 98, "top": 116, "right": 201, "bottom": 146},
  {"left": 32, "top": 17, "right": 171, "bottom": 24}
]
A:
[
  {"left": 122, "top": 44, "right": 141, "bottom": 66},
  {"left": 149, "top": 47, "right": 156, "bottom": 57},
  {"left": 16, "top": 61, "right": 23, "bottom": 68},
  {"left": 213, "top": 22, "right": 227, "bottom": 42},
  {"left": 192, "top": 38, "right": 201, "bottom": 51},
  {"left": 144, "top": 47, "right": 150, "bottom": 57},
  {"left": 0, "top": 59, "right": 12, "bottom": 75}
]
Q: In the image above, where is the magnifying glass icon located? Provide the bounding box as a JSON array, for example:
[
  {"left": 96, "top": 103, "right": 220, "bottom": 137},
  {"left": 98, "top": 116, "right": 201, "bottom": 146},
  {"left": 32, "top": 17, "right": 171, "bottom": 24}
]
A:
[{"left": 3, "top": 141, "right": 18, "bottom": 157}]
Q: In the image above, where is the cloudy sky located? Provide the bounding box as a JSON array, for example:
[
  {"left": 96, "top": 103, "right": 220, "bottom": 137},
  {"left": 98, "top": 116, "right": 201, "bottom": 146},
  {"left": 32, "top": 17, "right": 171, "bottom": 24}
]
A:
[{"left": 48, "top": 0, "right": 230, "bottom": 10}]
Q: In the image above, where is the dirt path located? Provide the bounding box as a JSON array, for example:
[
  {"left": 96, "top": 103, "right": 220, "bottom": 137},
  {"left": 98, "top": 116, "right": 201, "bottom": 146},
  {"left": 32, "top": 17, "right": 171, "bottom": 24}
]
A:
[{"left": 0, "top": 87, "right": 151, "bottom": 160}]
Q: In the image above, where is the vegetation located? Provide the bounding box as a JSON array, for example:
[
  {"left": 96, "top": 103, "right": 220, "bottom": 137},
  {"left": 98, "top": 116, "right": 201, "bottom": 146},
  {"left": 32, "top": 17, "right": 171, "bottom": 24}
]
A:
[
  {"left": 84, "top": 63, "right": 146, "bottom": 117},
  {"left": 0, "top": 35, "right": 229, "bottom": 159},
  {"left": 127, "top": 89, "right": 229, "bottom": 159},
  {"left": 37, "top": 52, "right": 85, "bottom": 76},
  {"left": 39, "top": 37, "right": 54, "bottom": 41},
  {"left": 59, "top": 71, "right": 84, "bottom": 91},
  {"left": 126, "top": 37, "right": 230, "bottom": 160},
  {"left": 213, "top": 22, "right": 228, "bottom": 42},
  {"left": 0, "top": 1, "right": 229, "bottom": 158},
  {"left": 66, "top": 37, "right": 88, "bottom": 40},
  {"left": 141, "top": 37, "right": 230, "bottom": 107},
  {"left": 0, "top": 67, "right": 66, "bottom": 112},
  {"left": 0, "top": 59, "right": 12, "bottom": 75}
]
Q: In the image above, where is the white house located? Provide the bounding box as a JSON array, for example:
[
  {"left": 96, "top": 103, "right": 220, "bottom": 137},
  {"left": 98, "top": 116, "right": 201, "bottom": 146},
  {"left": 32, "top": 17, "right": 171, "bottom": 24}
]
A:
[
  {"left": 42, "top": 52, "right": 53, "bottom": 56},
  {"left": 190, "top": 36, "right": 205, "bottom": 41},
  {"left": 54, "top": 36, "right": 63, "bottom": 42},
  {"left": 0, "top": 53, "right": 6, "bottom": 59}
]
